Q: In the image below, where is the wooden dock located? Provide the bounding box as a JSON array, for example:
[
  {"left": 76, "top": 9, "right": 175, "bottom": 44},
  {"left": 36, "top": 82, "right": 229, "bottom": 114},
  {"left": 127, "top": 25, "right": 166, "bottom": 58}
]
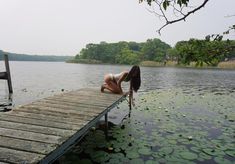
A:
[{"left": 0, "top": 88, "right": 125, "bottom": 164}]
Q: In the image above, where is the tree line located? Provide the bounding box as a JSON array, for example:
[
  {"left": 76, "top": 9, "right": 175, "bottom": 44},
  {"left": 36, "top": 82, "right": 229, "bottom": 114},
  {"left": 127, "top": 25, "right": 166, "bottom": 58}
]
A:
[
  {"left": 0, "top": 50, "right": 73, "bottom": 62},
  {"left": 72, "top": 38, "right": 235, "bottom": 67},
  {"left": 74, "top": 39, "right": 171, "bottom": 65}
]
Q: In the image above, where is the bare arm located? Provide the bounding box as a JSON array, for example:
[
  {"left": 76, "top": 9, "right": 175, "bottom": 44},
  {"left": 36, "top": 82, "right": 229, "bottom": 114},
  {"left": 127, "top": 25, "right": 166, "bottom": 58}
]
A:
[
  {"left": 130, "top": 82, "right": 134, "bottom": 105},
  {"left": 128, "top": 81, "right": 135, "bottom": 108},
  {"left": 117, "top": 71, "right": 128, "bottom": 94}
]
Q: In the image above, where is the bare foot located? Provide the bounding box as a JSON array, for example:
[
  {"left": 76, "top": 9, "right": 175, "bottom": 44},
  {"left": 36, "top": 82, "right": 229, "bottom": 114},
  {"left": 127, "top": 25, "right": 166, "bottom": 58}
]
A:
[{"left": 101, "top": 85, "right": 105, "bottom": 92}]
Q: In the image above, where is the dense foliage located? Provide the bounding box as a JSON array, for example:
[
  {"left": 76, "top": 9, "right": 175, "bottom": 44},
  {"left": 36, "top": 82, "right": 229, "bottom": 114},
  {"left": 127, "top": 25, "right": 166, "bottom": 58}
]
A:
[
  {"left": 74, "top": 39, "right": 171, "bottom": 65},
  {"left": 168, "top": 39, "right": 235, "bottom": 66},
  {"left": 73, "top": 37, "right": 235, "bottom": 67}
]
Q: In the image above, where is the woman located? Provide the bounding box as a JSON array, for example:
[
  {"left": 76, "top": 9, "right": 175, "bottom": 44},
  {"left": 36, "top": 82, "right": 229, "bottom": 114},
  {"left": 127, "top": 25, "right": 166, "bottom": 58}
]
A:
[{"left": 101, "top": 65, "right": 141, "bottom": 95}]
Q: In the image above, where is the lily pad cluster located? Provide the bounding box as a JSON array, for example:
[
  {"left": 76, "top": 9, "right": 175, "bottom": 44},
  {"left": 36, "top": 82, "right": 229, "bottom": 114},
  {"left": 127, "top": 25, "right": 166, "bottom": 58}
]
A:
[{"left": 60, "top": 88, "right": 235, "bottom": 163}]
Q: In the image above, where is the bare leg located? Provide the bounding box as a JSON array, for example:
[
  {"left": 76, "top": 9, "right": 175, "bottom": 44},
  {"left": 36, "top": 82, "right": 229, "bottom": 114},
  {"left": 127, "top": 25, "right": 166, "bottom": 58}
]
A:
[
  {"left": 108, "top": 81, "right": 122, "bottom": 93},
  {"left": 101, "top": 74, "right": 122, "bottom": 94},
  {"left": 101, "top": 83, "right": 114, "bottom": 93},
  {"left": 102, "top": 83, "right": 121, "bottom": 94},
  {"left": 101, "top": 83, "right": 106, "bottom": 92},
  {"left": 102, "top": 81, "right": 122, "bottom": 94}
]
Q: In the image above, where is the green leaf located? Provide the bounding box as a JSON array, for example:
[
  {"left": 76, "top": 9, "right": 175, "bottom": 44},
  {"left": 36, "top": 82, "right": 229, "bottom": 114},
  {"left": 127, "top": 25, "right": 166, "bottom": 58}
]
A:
[
  {"left": 163, "top": 1, "right": 167, "bottom": 10},
  {"left": 177, "top": 0, "right": 182, "bottom": 7},
  {"left": 162, "top": 0, "right": 170, "bottom": 10},
  {"left": 147, "top": 0, "right": 152, "bottom": 6},
  {"left": 182, "top": 0, "right": 189, "bottom": 5}
]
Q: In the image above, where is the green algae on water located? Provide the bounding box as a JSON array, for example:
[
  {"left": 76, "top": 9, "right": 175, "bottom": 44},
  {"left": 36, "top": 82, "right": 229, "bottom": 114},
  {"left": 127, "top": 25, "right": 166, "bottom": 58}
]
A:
[{"left": 60, "top": 88, "right": 235, "bottom": 163}]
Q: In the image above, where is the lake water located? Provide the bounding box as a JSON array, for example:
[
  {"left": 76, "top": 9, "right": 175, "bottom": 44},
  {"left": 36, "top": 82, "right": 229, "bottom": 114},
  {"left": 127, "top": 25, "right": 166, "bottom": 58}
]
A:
[
  {"left": 0, "top": 61, "right": 234, "bottom": 163},
  {"left": 0, "top": 61, "right": 234, "bottom": 106}
]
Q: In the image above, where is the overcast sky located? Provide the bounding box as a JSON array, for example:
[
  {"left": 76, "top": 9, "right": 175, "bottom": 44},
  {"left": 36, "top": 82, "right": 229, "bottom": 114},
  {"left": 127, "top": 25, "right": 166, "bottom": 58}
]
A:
[{"left": 0, "top": 0, "right": 234, "bottom": 56}]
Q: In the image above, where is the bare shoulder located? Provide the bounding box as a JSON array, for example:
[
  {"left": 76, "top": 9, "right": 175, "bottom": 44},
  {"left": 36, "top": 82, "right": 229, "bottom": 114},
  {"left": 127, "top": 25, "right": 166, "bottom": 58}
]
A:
[
  {"left": 117, "top": 71, "right": 129, "bottom": 82},
  {"left": 120, "top": 71, "right": 128, "bottom": 78},
  {"left": 122, "top": 71, "right": 129, "bottom": 75}
]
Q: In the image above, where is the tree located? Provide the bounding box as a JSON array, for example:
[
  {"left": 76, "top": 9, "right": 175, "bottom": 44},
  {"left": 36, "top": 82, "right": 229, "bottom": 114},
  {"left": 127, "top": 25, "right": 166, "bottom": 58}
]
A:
[
  {"left": 171, "top": 38, "right": 234, "bottom": 66},
  {"left": 115, "top": 47, "right": 140, "bottom": 65},
  {"left": 141, "top": 38, "right": 171, "bottom": 61}
]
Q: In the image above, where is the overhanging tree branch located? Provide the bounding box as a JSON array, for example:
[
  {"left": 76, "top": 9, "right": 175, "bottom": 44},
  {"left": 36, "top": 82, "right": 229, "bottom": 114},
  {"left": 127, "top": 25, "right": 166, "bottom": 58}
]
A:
[
  {"left": 140, "top": 0, "right": 210, "bottom": 34},
  {"left": 157, "top": 0, "right": 209, "bottom": 34}
]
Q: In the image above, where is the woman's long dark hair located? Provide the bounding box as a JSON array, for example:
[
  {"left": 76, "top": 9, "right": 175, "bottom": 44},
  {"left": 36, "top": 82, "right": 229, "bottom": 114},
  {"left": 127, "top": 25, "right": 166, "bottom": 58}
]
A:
[{"left": 125, "top": 65, "right": 141, "bottom": 92}]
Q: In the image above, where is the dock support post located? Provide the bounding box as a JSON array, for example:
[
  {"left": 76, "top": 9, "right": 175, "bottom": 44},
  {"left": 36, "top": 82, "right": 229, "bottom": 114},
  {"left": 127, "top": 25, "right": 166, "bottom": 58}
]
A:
[
  {"left": 0, "top": 54, "right": 13, "bottom": 93},
  {"left": 4, "top": 54, "right": 13, "bottom": 94},
  {"left": 105, "top": 113, "right": 108, "bottom": 140}
]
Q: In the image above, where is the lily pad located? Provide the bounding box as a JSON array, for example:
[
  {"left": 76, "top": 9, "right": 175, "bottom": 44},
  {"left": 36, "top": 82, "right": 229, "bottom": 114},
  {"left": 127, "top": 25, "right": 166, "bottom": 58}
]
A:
[
  {"left": 145, "top": 159, "right": 158, "bottom": 164},
  {"left": 202, "top": 148, "right": 224, "bottom": 156},
  {"left": 179, "top": 151, "right": 198, "bottom": 160},
  {"left": 130, "top": 158, "right": 144, "bottom": 164},
  {"left": 108, "top": 158, "right": 120, "bottom": 164},
  {"left": 225, "top": 150, "right": 235, "bottom": 157},
  {"left": 190, "top": 147, "right": 200, "bottom": 153},
  {"left": 109, "top": 152, "right": 125, "bottom": 161},
  {"left": 138, "top": 148, "right": 152, "bottom": 155},
  {"left": 214, "top": 157, "right": 233, "bottom": 164},
  {"left": 159, "top": 147, "right": 173, "bottom": 155},
  {"left": 90, "top": 151, "right": 110, "bottom": 163},
  {"left": 198, "top": 152, "right": 212, "bottom": 160},
  {"left": 126, "top": 151, "right": 140, "bottom": 159}
]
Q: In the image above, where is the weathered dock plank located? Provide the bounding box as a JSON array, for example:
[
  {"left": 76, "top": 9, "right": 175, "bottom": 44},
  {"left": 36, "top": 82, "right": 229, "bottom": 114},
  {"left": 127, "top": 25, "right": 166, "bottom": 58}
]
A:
[
  {"left": 0, "top": 120, "right": 75, "bottom": 137},
  {"left": 0, "top": 114, "right": 83, "bottom": 130},
  {"left": 0, "top": 147, "right": 45, "bottom": 164},
  {"left": 4, "top": 110, "right": 83, "bottom": 126},
  {"left": 53, "top": 92, "right": 122, "bottom": 101},
  {"left": 0, "top": 127, "right": 60, "bottom": 144},
  {"left": 43, "top": 98, "right": 113, "bottom": 108},
  {"left": 15, "top": 107, "right": 92, "bottom": 120},
  {"left": 20, "top": 104, "right": 101, "bottom": 117},
  {"left": 0, "top": 88, "right": 125, "bottom": 163},
  {"left": 28, "top": 101, "right": 106, "bottom": 113},
  {"left": 0, "top": 136, "right": 56, "bottom": 155}
]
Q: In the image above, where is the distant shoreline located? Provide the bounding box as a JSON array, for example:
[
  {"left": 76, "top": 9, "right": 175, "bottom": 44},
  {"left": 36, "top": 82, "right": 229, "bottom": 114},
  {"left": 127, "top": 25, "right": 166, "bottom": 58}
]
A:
[
  {"left": 5, "top": 60, "right": 68, "bottom": 62},
  {"left": 0, "top": 50, "right": 73, "bottom": 62},
  {"left": 67, "top": 59, "right": 235, "bottom": 69}
]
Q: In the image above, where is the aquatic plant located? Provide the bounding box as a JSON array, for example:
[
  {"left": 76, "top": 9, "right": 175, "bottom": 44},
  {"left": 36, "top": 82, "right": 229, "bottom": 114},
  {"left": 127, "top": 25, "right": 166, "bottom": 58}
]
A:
[{"left": 60, "top": 88, "right": 235, "bottom": 163}]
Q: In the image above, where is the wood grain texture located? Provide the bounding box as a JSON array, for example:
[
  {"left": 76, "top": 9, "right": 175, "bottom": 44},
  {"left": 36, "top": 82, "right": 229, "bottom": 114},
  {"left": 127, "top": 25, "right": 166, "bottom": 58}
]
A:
[
  {"left": 0, "top": 88, "right": 125, "bottom": 163},
  {"left": 0, "top": 147, "right": 45, "bottom": 164},
  {"left": 0, "top": 120, "right": 75, "bottom": 137},
  {"left": 0, "top": 136, "right": 56, "bottom": 154}
]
